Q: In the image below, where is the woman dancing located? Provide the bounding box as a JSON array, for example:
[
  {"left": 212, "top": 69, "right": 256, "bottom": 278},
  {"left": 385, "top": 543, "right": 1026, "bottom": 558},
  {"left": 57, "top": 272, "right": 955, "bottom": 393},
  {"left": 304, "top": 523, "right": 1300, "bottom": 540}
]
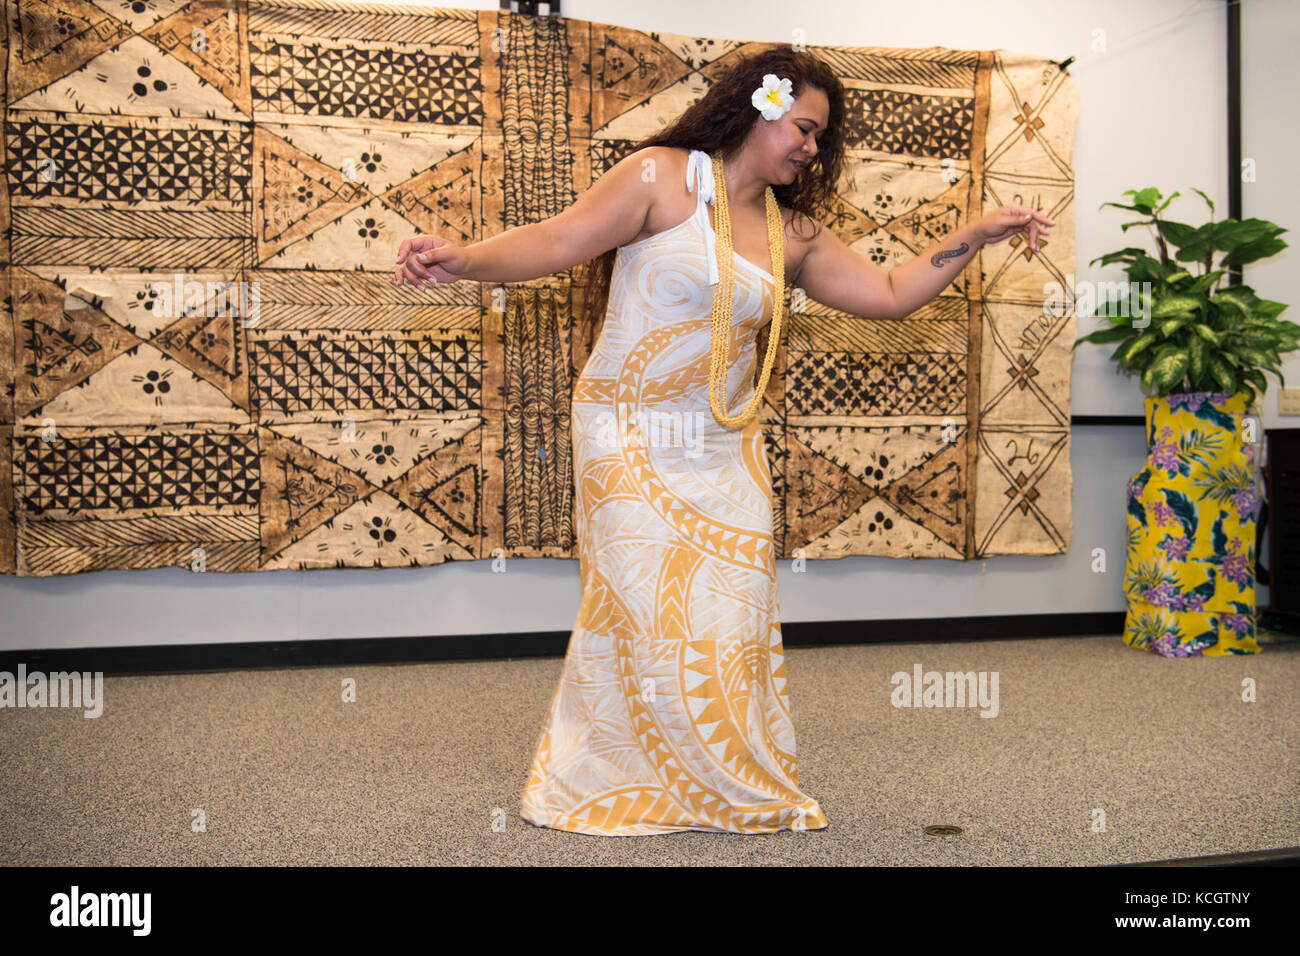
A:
[{"left": 395, "top": 46, "right": 1051, "bottom": 836}]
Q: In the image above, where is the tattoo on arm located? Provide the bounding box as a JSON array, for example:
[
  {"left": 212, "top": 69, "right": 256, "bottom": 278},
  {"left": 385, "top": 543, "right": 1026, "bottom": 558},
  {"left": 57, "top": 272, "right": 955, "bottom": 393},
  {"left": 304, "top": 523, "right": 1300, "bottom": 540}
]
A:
[{"left": 930, "top": 242, "right": 969, "bottom": 268}]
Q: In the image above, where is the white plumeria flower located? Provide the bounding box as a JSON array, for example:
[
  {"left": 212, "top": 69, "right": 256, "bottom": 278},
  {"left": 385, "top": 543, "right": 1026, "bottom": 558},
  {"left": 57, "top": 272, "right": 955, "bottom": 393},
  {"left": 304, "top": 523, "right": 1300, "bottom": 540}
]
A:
[{"left": 752, "top": 73, "right": 794, "bottom": 120}]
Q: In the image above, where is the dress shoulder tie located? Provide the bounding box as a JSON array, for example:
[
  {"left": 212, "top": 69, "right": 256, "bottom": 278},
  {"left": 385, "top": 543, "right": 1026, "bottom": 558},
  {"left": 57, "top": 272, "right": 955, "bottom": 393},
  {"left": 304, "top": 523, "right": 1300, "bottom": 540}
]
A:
[{"left": 686, "top": 149, "right": 720, "bottom": 285}]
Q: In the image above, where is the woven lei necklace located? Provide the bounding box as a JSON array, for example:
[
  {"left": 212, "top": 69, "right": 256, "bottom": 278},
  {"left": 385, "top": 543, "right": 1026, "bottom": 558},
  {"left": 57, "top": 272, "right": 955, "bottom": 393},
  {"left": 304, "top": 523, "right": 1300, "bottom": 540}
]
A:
[{"left": 707, "top": 73, "right": 794, "bottom": 430}]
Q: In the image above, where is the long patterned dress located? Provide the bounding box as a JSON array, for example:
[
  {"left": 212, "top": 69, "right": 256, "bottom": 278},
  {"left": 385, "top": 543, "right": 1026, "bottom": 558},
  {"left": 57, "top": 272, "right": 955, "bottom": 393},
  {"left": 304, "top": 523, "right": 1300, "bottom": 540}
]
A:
[{"left": 520, "top": 149, "right": 829, "bottom": 836}]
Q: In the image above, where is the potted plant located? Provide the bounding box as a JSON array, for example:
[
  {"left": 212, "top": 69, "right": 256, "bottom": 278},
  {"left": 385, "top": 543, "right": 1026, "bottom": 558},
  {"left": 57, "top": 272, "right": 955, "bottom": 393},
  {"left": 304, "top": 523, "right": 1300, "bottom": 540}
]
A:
[{"left": 1072, "top": 187, "right": 1298, "bottom": 657}]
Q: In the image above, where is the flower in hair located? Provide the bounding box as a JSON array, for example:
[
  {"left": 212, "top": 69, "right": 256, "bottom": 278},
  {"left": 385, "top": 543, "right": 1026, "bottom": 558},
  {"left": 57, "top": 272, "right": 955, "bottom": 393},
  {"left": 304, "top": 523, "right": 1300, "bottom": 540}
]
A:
[{"left": 752, "top": 73, "right": 794, "bottom": 120}]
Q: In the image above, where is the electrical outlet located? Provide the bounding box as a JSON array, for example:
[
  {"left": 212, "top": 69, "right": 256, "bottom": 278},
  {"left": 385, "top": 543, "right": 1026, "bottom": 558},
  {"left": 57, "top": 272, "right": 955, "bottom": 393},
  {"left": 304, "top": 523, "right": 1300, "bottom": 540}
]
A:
[{"left": 1280, "top": 388, "right": 1300, "bottom": 416}]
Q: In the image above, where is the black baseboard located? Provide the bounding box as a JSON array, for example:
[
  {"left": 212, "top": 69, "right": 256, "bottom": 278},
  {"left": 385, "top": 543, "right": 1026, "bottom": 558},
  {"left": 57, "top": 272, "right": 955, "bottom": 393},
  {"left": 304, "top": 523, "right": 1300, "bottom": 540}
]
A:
[
  {"left": 0, "top": 611, "right": 1127, "bottom": 676},
  {"left": 1071, "top": 415, "right": 1144, "bottom": 426},
  {"left": 1258, "top": 608, "right": 1300, "bottom": 636},
  {"left": 1115, "top": 846, "right": 1300, "bottom": 866}
]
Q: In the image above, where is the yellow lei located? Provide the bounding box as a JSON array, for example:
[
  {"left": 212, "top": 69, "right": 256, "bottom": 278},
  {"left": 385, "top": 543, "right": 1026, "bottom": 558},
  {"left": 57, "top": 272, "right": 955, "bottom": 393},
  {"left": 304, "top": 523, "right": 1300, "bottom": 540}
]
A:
[{"left": 708, "top": 149, "right": 786, "bottom": 430}]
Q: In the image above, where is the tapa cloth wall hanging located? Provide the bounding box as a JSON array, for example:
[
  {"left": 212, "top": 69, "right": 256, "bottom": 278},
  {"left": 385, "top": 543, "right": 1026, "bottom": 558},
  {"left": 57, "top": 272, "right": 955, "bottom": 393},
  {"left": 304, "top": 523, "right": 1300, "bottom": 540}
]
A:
[{"left": 0, "top": 1, "right": 1078, "bottom": 576}]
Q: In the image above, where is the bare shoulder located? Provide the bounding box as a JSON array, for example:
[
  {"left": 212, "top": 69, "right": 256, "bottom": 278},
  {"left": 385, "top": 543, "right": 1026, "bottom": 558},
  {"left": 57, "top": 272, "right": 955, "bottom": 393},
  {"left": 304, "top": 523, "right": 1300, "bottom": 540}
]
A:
[
  {"left": 647, "top": 145, "right": 689, "bottom": 193},
  {"left": 622, "top": 144, "right": 682, "bottom": 173},
  {"left": 624, "top": 146, "right": 694, "bottom": 243}
]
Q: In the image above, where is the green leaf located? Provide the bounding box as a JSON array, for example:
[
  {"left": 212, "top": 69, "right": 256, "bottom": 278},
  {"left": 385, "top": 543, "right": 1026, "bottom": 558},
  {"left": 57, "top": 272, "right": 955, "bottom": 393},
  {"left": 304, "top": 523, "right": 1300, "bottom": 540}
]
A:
[
  {"left": 1174, "top": 241, "right": 1213, "bottom": 263},
  {"left": 1234, "top": 330, "right": 1279, "bottom": 349},
  {"left": 1240, "top": 317, "right": 1279, "bottom": 332},
  {"left": 1235, "top": 347, "right": 1276, "bottom": 368},
  {"left": 1189, "top": 270, "right": 1227, "bottom": 294},
  {"left": 1155, "top": 220, "right": 1200, "bottom": 248},
  {"left": 1192, "top": 324, "right": 1221, "bottom": 346},
  {"left": 1253, "top": 299, "right": 1287, "bottom": 319},
  {"left": 1092, "top": 283, "right": 1148, "bottom": 324},
  {"left": 1242, "top": 368, "right": 1269, "bottom": 394},
  {"left": 1088, "top": 247, "right": 1147, "bottom": 268},
  {"left": 1217, "top": 217, "right": 1287, "bottom": 246},
  {"left": 1149, "top": 346, "right": 1190, "bottom": 391},
  {"left": 1208, "top": 355, "right": 1236, "bottom": 392},
  {"left": 1119, "top": 332, "right": 1159, "bottom": 366},
  {"left": 1153, "top": 295, "right": 1202, "bottom": 318},
  {"left": 1098, "top": 308, "right": 1138, "bottom": 328},
  {"left": 1220, "top": 235, "right": 1287, "bottom": 266},
  {"left": 1122, "top": 254, "right": 1173, "bottom": 285},
  {"left": 1141, "top": 362, "right": 1160, "bottom": 393},
  {"left": 1072, "top": 326, "right": 1134, "bottom": 349},
  {"left": 1121, "top": 188, "right": 1163, "bottom": 214},
  {"left": 1178, "top": 221, "right": 1219, "bottom": 257},
  {"left": 1210, "top": 289, "right": 1251, "bottom": 316},
  {"left": 1187, "top": 335, "right": 1206, "bottom": 380},
  {"left": 1269, "top": 328, "right": 1299, "bottom": 352},
  {"left": 1158, "top": 315, "right": 1195, "bottom": 338},
  {"left": 1190, "top": 187, "right": 1215, "bottom": 215}
]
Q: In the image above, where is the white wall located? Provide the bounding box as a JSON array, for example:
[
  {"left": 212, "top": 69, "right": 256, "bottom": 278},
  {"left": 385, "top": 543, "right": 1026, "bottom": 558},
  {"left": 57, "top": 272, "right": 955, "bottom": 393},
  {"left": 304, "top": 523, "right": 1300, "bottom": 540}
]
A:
[
  {"left": 1242, "top": 0, "right": 1300, "bottom": 415},
  {"left": 4, "top": 0, "right": 1293, "bottom": 650}
]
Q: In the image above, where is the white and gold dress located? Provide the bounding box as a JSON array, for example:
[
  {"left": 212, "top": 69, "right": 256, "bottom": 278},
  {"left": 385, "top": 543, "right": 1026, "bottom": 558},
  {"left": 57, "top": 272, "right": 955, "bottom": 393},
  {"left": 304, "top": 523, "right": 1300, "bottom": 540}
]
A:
[{"left": 520, "top": 149, "right": 828, "bottom": 836}]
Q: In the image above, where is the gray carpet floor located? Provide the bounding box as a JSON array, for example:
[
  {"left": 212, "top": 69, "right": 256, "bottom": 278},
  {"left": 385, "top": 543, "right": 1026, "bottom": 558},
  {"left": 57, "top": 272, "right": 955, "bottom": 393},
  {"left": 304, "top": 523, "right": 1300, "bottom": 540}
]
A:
[{"left": 2, "top": 631, "right": 1296, "bottom": 866}]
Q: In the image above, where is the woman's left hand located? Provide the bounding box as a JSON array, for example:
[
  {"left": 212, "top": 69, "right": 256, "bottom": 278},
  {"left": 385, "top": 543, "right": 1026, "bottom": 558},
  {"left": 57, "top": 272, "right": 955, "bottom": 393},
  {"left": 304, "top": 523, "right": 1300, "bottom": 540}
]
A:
[{"left": 974, "top": 206, "right": 1054, "bottom": 252}]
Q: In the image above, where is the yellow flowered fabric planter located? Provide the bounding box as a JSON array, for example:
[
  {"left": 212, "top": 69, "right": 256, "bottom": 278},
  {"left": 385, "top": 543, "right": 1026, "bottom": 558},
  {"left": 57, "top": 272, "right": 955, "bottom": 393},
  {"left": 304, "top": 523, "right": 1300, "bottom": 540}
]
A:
[{"left": 1122, "top": 391, "right": 1262, "bottom": 656}]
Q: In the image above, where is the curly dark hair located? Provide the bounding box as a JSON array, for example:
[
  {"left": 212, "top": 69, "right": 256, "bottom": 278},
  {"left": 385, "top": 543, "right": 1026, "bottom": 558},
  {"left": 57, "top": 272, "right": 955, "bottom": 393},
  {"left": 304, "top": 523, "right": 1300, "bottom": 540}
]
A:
[{"left": 573, "top": 45, "right": 847, "bottom": 348}]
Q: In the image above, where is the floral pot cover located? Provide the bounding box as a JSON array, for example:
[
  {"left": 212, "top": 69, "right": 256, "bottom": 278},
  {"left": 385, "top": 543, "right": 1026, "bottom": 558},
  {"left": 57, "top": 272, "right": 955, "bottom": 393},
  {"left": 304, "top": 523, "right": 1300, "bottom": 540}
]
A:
[{"left": 1123, "top": 391, "right": 1262, "bottom": 656}]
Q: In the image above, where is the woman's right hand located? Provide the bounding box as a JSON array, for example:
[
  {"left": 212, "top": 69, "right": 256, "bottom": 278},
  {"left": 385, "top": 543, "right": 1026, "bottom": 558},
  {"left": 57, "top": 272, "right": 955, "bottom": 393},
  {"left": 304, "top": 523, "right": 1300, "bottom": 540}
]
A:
[{"left": 395, "top": 235, "right": 472, "bottom": 288}]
